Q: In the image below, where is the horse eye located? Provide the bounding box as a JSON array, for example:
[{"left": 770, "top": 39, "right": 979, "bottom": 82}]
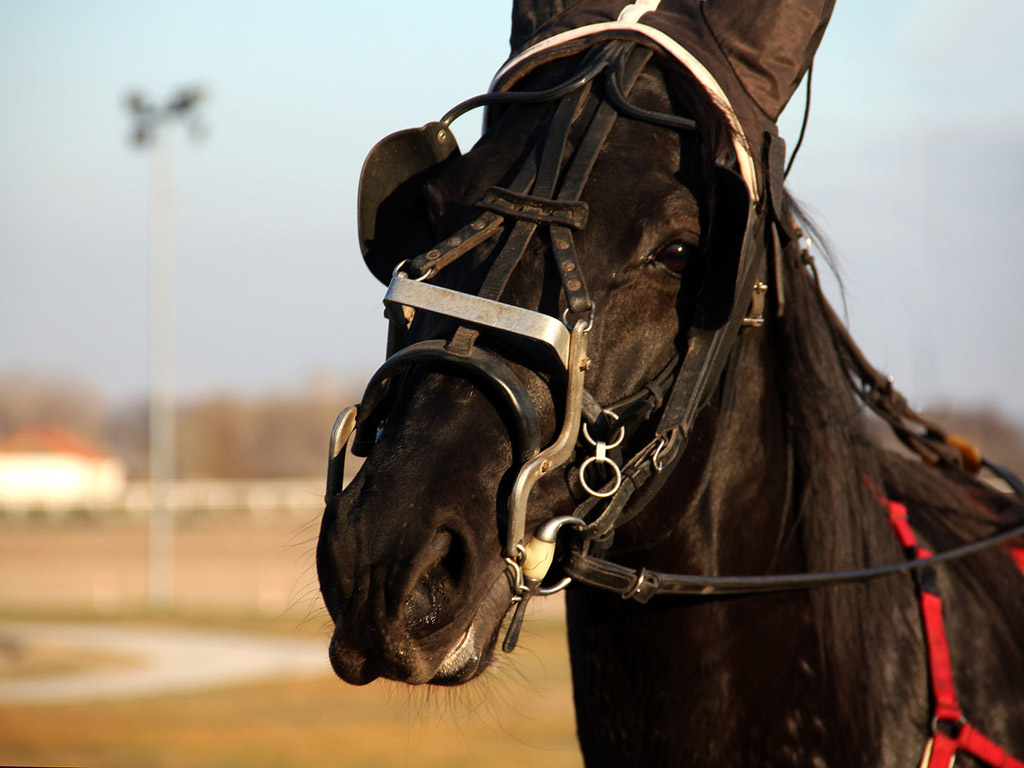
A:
[{"left": 651, "top": 242, "right": 696, "bottom": 274}]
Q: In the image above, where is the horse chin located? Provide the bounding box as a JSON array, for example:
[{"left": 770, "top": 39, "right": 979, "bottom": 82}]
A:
[{"left": 327, "top": 621, "right": 496, "bottom": 686}]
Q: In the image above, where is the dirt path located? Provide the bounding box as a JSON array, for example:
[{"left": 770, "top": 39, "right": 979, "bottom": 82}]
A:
[{"left": 0, "top": 620, "right": 330, "bottom": 705}]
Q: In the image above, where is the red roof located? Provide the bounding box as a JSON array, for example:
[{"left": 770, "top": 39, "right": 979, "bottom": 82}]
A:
[{"left": 0, "top": 426, "right": 109, "bottom": 458}]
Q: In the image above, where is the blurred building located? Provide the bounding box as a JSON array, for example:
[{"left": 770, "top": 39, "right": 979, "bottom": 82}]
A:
[
  {"left": 0, "top": 425, "right": 127, "bottom": 517},
  {"left": 0, "top": 425, "right": 324, "bottom": 520}
]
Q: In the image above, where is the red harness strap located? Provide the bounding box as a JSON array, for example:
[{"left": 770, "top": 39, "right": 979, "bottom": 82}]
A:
[
  {"left": 1012, "top": 545, "right": 1024, "bottom": 576},
  {"left": 887, "top": 500, "right": 1024, "bottom": 768}
]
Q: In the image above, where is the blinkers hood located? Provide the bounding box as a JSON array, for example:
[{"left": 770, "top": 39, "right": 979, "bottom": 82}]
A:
[{"left": 511, "top": 0, "right": 835, "bottom": 164}]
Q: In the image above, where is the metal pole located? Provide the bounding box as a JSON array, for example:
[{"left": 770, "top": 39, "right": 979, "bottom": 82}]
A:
[
  {"left": 125, "top": 86, "right": 204, "bottom": 613},
  {"left": 147, "top": 125, "right": 176, "bottom": 613}
]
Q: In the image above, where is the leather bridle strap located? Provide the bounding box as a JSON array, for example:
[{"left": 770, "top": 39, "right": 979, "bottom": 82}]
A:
[
  {"left": 479, "top": 187, "right": 589, "bottom": 230},
  {"left": 562, "top": 514, "right": 1024, "bottom": 602},
  {"left": 654, "top": 210, "right": 762, "bottom": 438},
  {"left": 581, "top": 353, "right": 679, "bottom": 429},
  {"left": 473, "top": 78, "right": 593, "bottom": 306},
  {"left": 479, "top": 42, "right": 652, "bottom": 317},
  {"left": 408, "top": 211, "right": 505, "bottom": 280},
  {"left": 503, "top": 44, "right": 655, "bottom": 559},
  {"left": 548, "top": 45, "right": 655, "bottom": 314}
]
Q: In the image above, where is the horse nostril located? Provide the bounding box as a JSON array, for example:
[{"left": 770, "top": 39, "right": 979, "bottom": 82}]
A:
[
  {"left": 405, "top": 527, "right": 468, "bottom": 635},
  {"left": 437, "top": 528, "right": 466, "bottom": 587}
]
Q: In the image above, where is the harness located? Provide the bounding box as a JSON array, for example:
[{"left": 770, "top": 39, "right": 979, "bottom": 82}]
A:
[
  {"left": 325, "top": 2, "right": 1024, "bottom": 761},
  {"left": 888, "top": 500, "right": 1024, "bottom": 768}
]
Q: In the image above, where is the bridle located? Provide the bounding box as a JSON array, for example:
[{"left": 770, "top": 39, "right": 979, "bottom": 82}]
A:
[
  {"left": 325, "top": 26, "right": 765, "bottom": 641},
  {"left": 325, "top": 22, "right": 1024, "bottom": 653}
]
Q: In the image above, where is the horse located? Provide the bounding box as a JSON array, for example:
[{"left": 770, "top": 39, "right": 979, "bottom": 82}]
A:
[{"left": 316, "top": 1, "right": 1024, "bottom": 765}]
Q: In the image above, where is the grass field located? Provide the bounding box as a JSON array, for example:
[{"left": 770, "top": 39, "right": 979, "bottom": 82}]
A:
[
  {"left": 0, "top": 517, "right": 583, "bottom": 767},
  {"left": 0, "top": 614, "right": 582, "bottom": 768}
]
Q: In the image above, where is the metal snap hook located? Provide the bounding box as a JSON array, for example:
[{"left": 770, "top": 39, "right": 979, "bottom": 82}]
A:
[
  {"left": 503, "top": 543, "right": 528, "bottom": 597},
  {"left": 652, "top": 436, "right": 668, "bottom": 472}
]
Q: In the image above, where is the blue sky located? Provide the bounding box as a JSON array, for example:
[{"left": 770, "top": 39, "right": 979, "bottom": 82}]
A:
[{"left": 2, "top": 1, "right": 1023, "bottom": 426}]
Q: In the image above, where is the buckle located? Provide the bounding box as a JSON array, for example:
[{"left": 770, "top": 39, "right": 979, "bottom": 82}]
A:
[
  {"left": 931, "top": 714, "right": 966, "bottom": 739},
  {"left": 620, "top": 567, "right": 661, "bottom": 603}
]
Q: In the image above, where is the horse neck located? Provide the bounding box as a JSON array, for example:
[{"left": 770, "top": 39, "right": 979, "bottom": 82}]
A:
[{"left": 565, "top": 322, "right": 921, "bottom": 766}]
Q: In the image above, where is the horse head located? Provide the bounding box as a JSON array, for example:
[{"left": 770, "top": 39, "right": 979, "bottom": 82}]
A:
[{"left": 317, "top": 0, "right": 832, "bottom": 687}]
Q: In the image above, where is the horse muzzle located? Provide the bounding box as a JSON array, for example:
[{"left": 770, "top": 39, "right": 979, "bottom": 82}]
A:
[{"left": 318, "top": 485, "right": 510, "bottom": 685}]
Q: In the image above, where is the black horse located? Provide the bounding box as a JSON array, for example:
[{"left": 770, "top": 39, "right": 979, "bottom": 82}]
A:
[{"left": 317, "top": 1, "right": 1024, "bottom": 765}]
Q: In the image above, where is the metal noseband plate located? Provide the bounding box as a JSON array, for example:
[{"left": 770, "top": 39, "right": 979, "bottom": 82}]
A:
[{"left": 384, "top": 275, "right": 572, "bottom": 368}]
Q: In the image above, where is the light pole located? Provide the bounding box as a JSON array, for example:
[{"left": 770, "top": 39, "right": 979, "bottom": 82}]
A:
[{"left": 125, "top": 86, "right": 205, "bottom": 612}]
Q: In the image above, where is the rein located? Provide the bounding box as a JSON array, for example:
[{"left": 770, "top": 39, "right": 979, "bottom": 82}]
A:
[{"left": 561, "top": 512, "right": 1024, "bottom": 602}]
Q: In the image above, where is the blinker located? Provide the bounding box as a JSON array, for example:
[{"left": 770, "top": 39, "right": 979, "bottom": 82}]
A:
[{"left": 358, "top": 121, "right": 461, "bottom": 284}]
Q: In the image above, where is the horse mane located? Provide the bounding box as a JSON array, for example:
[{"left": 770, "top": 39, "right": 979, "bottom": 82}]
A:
[{"left": 773, "top": 196, "right": 1024, "bottom": 728}]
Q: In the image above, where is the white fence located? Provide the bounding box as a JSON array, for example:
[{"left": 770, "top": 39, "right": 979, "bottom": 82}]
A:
[{"left": 0, "top": 477, "right": 327, "bottom": 521}]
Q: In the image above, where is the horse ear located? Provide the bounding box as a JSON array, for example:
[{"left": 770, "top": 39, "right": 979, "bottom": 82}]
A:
[
  {"left": 510, "top": 0, "right": 569, "bottom": 52},
  {"left": 702, "top": 0, "right": 835, "bottom": 121}
]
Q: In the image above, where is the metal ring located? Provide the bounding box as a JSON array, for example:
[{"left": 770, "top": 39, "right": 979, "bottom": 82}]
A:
[
  {"left": 582, "top": 421, "right": 624, "bottom": 450},
  {"left": 392, "top": 260, "right": 432, "bottom": 282},
  {"left": 562, "top": 305, "right": 595, "bottom": 333},
  {"left": 580, "top": 454, "right": 622, "bottom": 498},
  {"left": 931, "top": 714, "right": 967, "bottom": 737}
]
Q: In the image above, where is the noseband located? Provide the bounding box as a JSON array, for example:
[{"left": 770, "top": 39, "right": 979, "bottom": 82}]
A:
[{"left": 326, "top": 26, "right": 1024, "bottom": 653}]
